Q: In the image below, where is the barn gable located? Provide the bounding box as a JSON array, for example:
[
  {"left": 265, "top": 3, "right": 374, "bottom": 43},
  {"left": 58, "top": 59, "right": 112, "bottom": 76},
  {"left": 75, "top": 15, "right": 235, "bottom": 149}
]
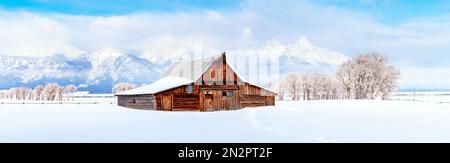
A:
[
  {"left": 164, "top": 53, "right": 243, "bottom": 84},
  {"left": 164, "top": 53, "right": 276, "bottom": 95}
]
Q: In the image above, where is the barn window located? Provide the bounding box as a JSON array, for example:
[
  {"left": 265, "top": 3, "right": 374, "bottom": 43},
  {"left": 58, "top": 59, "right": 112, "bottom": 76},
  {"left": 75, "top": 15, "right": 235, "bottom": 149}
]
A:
[
  {"left": 186, "top": 85, "right": 193, "bottom": 94},
  {"left": 222, "top": 91, "right": 233, "bottom": 97}
]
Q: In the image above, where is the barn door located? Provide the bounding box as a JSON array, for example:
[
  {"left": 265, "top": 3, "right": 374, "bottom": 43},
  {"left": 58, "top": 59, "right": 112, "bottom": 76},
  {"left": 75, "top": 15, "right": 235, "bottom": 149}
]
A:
[
  {"left": 204, "top": 91, "right": 214, "bottom": 111},
  {"left": 221, "top": 90, "right": 238, "bottom": 110},
  {"left": 162, "top": 94, "right": 172, "bottom": 111}
]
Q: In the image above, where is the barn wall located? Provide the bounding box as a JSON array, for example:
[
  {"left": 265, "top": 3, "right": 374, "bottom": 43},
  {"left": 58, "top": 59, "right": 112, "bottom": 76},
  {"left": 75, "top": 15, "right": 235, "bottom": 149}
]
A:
[
  {"left": 117, "top": 95, "right": 156, "bottom": 110},
  {"left": 240, "top": 95, "right": 266, "bottom": 108},
  {"left": 265, "top": 96, "right": 275, "bottom": 106},
  {"left": 173, "top": 94, "right": 200, "bottom": 111},
  {"left": 240, "top": 83, "right": 277, "bottom": 96},
  {"left": 155, "top": 85, "right": 201, "bottom": 111}
]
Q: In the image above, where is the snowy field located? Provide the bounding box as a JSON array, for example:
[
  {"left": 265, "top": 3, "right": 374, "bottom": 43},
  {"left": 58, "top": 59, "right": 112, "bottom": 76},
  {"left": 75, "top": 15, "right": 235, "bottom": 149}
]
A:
[{"left": 2, "top": 97, "right": 450, "bottom": 143}]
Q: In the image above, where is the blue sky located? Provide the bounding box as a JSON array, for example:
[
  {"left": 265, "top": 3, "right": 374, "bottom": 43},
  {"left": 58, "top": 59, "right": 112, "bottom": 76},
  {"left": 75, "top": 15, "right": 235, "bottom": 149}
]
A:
[
  {"left": 1, "top": 0, "right": 449, "bottom": 24},
  {"left": 0, "top": 0, "right": 240, "bottom": 15},
  {"left": 316, "top": 0, "right": 450, "bottom": 24}
]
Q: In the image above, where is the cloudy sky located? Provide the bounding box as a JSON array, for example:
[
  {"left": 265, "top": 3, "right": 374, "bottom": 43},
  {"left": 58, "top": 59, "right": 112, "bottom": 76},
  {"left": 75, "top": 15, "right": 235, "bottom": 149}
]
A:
[{"left": 0, "top": 0, "right": 450, "bottom": 89}]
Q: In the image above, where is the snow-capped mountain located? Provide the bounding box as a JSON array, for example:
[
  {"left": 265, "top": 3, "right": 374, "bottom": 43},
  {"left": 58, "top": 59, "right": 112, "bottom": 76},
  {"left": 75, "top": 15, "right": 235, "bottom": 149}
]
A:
[
  {"left": 224, "top": 37, "right": 350, "bottom": 75},
  {"left": 0, "top": 37, "right": 349, "bottom": 92},
  {"left": 268, "top": 37, "right": 349, "bottom": 66},
  {"left": 275, "top": 38, "right": 349, "bottom": 74},
  {"left": 0, "top": 50, "right": 161, "bottom": 93},
  {"left": 145, "top": 37, "right": 350, "bottom": 75}
]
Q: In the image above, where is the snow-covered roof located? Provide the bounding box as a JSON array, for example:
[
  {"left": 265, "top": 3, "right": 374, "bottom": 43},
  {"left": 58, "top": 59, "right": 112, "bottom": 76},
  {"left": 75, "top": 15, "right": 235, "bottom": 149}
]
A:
[
  {"left": 226, "top": 63, "right": 277, "bottom": 95},
  {"left": 163, "top": 54, "right": 221, "bottom": 81},
  {"left": 115, "top": 77, "right": 193, "bottom": 96}
]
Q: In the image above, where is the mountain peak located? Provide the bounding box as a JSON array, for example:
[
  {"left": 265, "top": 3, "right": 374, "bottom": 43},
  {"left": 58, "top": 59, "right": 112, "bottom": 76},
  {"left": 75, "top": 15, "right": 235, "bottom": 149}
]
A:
[{"left": 292, "top": 37, "right": 313, "bottom": 49}]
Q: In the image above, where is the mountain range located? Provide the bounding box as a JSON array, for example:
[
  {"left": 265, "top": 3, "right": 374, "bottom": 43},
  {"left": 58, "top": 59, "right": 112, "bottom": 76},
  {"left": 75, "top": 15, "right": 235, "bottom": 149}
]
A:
[{"left": 0, "top": 38, "right": 349, "bottom": 93}]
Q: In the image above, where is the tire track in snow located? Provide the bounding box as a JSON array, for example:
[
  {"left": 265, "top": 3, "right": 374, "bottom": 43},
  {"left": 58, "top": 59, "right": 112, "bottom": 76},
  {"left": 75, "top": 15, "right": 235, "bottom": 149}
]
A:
[{"left": 247, "top": 109, "right": 336, "bottom": 143}]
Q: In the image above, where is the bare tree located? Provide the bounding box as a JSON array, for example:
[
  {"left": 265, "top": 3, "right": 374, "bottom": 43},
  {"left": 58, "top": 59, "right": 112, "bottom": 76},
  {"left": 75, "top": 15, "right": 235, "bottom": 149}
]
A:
[
  {"left": 379, "top": 66, "right": 401, "bottom": 100},
  {"left": 112, "top": 82, "right": 136, "bottom": 93},
  {"left": 299, "top": 73, "right": 340, "bottom": 101},
  {"left": 336, "top": 53, "right": 400, "bottom": 100},
  {"left": 64, "top": 85, "right": 78, "bottom": 101},
  {"left": 284, "top": 73, "right": 302, "bottom": 100},
  {"left": 0, "top": 90, "right": 8, "bottom": 99},
  {"left": 43, "top": 83, "right": 59, "bottom": 101},
  {"left": 33, "top": 85, "right": 44, "bottom": 101},
  {"left": 336, "top": 61, "right": 354, "bottom": 99},
  {"left": 276, "top": 81, "right": 288, "bottom": 100},
  {"left": 2, "top": 84, "right": 83, "bottom": 101},
  {"left": 7, "top": 87, "right": 33, "bottom": 100},
  {"left": 56, "top": 86, "right": 65, "bottom": 101}
]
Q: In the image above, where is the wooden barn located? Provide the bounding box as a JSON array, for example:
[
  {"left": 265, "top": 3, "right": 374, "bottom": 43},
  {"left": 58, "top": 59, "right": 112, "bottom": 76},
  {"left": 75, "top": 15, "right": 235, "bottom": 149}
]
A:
[{"left": 115, "top": 53, "right": 277, "bottom": 111}]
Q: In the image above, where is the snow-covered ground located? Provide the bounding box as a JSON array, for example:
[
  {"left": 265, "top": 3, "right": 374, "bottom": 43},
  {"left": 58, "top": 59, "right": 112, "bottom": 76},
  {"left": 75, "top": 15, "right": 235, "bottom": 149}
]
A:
[{"left": 2, "top": 98, "right": 450, "bottom": 143}]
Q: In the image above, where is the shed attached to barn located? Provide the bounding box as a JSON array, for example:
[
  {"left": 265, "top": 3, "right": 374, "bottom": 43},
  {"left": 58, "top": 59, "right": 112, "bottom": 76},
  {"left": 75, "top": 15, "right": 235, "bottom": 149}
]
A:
[{"left": 115, "top": 53, "right": 276, "bottom": 111}]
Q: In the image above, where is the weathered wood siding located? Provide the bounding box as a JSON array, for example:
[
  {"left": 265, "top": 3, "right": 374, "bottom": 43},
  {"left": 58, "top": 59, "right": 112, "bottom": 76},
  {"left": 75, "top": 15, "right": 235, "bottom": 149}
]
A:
[
  {"left": 239, "top": 83, "right": 276, "bottom": 108},
  {"left": 155, "top": 85, "right": 201, "bottom": 111},
  {"left": 117, "top": 95, "right": 156, "bottom": 110},
  {"left": 265, "top": 96, "right": 275, "bottom": 106},
  {"left": 240, "top": 95, "right": 266, "bottom": 108},
  {"left": 199, "top": 84, "right": 240, "bottom": 111},
  {"left": 200, "top": 57, "right": 240, "bottom": 85},
  {"left": 173, "top": 94, "right": 200, "bottom": 111},
  {"left": 240, "top": 83, "right": 277, "bottom": 96}
]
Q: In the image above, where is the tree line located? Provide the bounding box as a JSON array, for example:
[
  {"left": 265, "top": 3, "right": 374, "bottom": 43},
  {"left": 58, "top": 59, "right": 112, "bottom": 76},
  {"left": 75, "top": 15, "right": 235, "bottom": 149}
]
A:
[
  {"left": 0, "top": 83, "right": 77, "bottom": 101},
  {"left": 275, "top": 53, "right": 400, "bottom": 100},
  {"left": 0, "top": 82, "right": 139, "bottom": 101}
]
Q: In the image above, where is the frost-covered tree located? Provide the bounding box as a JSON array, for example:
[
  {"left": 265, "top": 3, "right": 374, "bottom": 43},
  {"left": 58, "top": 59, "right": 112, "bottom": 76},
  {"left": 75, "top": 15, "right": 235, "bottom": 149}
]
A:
[
  {"left": 64, "top": 85, "right": 77, "bottom": 101},
  {"left": 112, "top": 82, "right": 136, "bottom": 93},
  {"left": 277, "top": 81, "right": 288, "bottom": 100},
  {"left": 0, "top": 91, "right": 8, "bottom": 99},
  {"left": 56, "top": 86, "right": 65, "bottom": 101},
  {"left": 336, "top": 53, "right": 400, "bottom": 100},
  {"left": 33, "top": 85, "right": 45, "bottom": 101},
  {"left": 299, "top": 73, "right": 340, "bottom": 100},
  {"left": 8, "top": 87, "right": 33, "bottom": 100},
  {"left": 43, "top": 83, "right": 59, "bottom": 101},
  {"left": 379, "top": 66, "right": 401, "bottom": 100},
  {"left": 336, "top": 61, "right": 354, "bottom": 99},
  {"left": 285, "top": 73, "right": 302, "bottom": 100}
]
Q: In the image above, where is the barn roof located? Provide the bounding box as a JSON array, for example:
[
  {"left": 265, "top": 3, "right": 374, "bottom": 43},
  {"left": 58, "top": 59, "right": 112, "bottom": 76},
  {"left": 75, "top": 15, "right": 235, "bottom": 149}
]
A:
[
  {"left": 163, "top": 54, "right": 220, "bottom": 81},
  {"left": 115, "top": 77, "right": 193, "bottom": 95}
]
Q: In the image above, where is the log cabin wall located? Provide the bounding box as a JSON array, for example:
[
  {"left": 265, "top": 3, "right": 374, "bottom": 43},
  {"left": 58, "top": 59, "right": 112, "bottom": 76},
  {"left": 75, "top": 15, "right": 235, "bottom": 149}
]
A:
[
  {"left": 240, "top": 83, "right": 277, "bottom": 96},
  {"left": 199, "top": 88, "right": 240, "bottom": 111},
  {"left": 117, "top": 95, "right": 157, "bottom": 110},
  {"left": 265, "top": 96, "right": 275, "bottom": 106},
  {"left": 240, "top": 95, "right": 266, "bottom": 108},
  {"left": 173, "top": 94, "right": 200, "bottom": 111},
  {"left": 155, "top": 85, "right": 202, "bottom": 111},
  {"left": 239, "top": 83, "right": 277, "bottom": 107}
]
